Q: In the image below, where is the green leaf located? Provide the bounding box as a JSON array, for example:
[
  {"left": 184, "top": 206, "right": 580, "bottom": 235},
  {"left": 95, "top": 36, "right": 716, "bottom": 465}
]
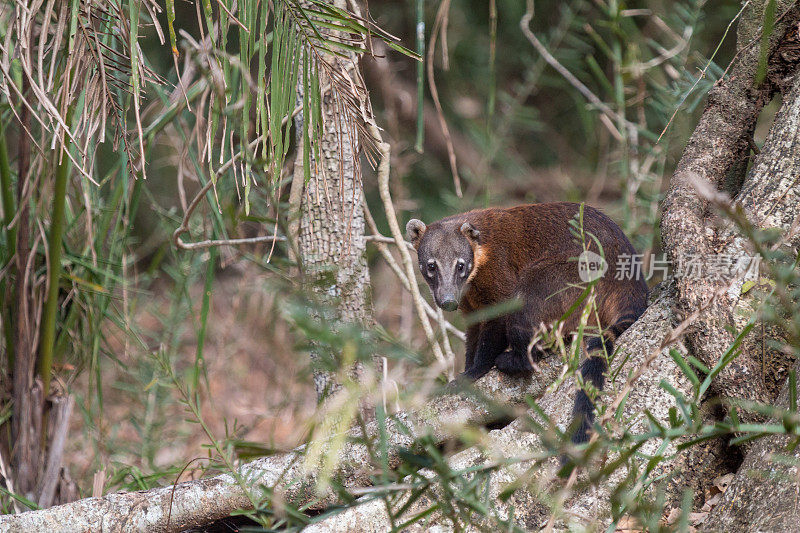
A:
[
  {"left": 755, "top": 0, "right": 777, "bottom": 86},
  {"left": 740, "top": 280, "right": 756, "bottom": 295},
  {"left": 166, "top": 0, "right": 178, "bottom": 57},
  {"left": 0, "top": 485, "right": 41, "bottom": 511},
  {"left": 698, "top": 321, "right": 756, "bottom": 399},
  {"left": 669, "top": 348, "right": 700, "bottom": 392}
]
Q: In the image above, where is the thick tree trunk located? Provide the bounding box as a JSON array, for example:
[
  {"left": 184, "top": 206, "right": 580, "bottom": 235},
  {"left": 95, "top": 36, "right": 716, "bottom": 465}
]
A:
[
  {"left": 661, "top": 0, "right": 800, "bottom": 417},
  {"left": 702, "top": 65, "right": 800, "bottom": 533},
  {"left": 702, "top": 364, "right": 800, "bottom": 531},
  {"left": 293, "top": 1, "right": 373, "bottom": 401}
]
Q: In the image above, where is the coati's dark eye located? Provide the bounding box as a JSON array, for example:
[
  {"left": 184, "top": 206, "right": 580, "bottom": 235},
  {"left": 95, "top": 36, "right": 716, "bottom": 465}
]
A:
[
  {"left": 427, "top": 261, "right": 437, "bottom": 275},
  {"left": 457, "top": 260, "right": 466, "bottom": 276}
]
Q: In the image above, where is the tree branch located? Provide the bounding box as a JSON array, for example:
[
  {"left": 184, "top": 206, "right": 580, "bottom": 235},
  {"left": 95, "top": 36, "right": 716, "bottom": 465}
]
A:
[
  {"left": 661, "top": 0, "right": 800, "bottom": 414},
  {"left": 699, "top": 68, "right": 800, "bottom": 530},
  {"left": 308, "top": 285, "right": 690, "bottom": 530},
  {"left": 0, "top": 366, "right": 561, "bottom": 532}
]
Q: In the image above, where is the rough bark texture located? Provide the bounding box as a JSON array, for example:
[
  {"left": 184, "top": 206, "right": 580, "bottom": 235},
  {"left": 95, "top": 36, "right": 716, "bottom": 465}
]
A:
[
  {"left": 702, "top": 360, "right": 800, "bottom": 532},
  {"left": 735, "top": 70, "right": 800, "bottom": 250},
  {"left": 701, "top": 68, "right": 800, "bottom": 533},
  {"left": 0, "top": 460, "right": 276, "bottom": 533},
  {"left": 296, "top": 84, "right": 371, "bottom": 332},
  {"left": 661, "top": 0, "right": 800, "bottom": 416},
  {"left": 294, "top": 1, "right": 373, "bottom": 400}
]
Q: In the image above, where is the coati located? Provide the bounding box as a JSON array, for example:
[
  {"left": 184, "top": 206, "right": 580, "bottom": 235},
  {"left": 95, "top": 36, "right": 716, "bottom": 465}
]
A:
[{"left": 406, "top": 202, "right": 648, "bottom": 446}]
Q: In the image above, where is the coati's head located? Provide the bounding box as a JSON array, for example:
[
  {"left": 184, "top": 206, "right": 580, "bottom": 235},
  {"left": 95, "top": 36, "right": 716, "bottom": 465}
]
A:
[{"left": 406, "top": 218, "right": 481, "bottom": 311}]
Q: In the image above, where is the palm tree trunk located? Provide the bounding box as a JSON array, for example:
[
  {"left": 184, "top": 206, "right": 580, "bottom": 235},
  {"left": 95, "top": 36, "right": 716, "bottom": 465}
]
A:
[{"left": 291, "top": 1, "right": 373, "bottom": 400}]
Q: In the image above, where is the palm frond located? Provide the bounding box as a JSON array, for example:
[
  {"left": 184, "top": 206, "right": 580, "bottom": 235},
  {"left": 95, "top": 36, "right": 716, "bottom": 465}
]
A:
[
  {"left": 160, "top": 0, "right": 417, "bottom": 218},
  {"left": 0, "top": 0, "right": 165, "bottom": 177}
]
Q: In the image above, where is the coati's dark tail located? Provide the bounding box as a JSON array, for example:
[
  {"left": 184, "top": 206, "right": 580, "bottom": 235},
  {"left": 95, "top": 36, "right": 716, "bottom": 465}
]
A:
[
  {"left": 569, "top": 312, "right": 641, "bottom": 446},
  {"left": 570, "top": 339, "right": 608, "bottom": 446}
]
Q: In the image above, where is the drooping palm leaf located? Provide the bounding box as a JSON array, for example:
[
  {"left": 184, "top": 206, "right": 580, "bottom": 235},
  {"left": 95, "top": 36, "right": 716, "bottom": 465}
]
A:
[{"left": 163, "top": 0, "right": 418, "bottom": 219}]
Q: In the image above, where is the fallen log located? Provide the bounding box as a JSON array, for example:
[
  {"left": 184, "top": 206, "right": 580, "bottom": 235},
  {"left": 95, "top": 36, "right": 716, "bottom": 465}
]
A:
[{"left": 0, "top": 362, "right": 561, "bottom": 532}]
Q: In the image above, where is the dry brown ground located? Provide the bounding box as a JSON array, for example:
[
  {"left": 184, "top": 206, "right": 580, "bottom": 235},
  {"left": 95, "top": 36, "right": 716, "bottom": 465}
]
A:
[{"left": 63, "top": 265, "right": 320, "bottom": 494}]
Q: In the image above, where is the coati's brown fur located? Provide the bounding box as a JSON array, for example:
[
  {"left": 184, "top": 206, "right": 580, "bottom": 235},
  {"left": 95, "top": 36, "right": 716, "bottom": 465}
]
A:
[{"left": 407, "top": 202, "right": 648, "bottom": 446}]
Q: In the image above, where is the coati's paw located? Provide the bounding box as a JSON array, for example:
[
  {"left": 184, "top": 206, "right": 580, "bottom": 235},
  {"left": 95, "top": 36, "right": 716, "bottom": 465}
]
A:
[{"left": 494, "top": 350, "right": 534, "bottom": 376}]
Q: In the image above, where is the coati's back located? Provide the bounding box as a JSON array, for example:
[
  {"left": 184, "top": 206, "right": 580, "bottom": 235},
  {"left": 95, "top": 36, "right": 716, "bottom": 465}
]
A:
[{"left": 438, "top": 202, "right": 648, "bottom": 319}]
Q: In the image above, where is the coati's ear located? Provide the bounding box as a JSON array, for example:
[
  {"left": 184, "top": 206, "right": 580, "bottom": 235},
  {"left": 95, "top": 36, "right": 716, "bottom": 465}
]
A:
[
  {"left": 460, "top": 222, "right": 481, "bottom": 244},
  {"left": 406, "top": 219, "right": 427, "bottom": 249}
]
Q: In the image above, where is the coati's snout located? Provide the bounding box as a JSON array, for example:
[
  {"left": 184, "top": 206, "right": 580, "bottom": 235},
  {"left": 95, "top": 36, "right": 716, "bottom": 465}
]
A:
[{"left": 406, "top": 218, "right": 480, "bottom": 312}]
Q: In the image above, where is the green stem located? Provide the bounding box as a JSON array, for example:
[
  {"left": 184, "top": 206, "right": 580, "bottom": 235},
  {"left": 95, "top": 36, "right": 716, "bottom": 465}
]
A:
[
  {"left": 415, "top": 0, "right": 425, "bottom": 153},
  {"left": 39, "top": 111, "right": 73, "bottom": 397},
  {"left": 0, "top": 117, "right": 15, "bottom": 366},
  {"left": 0, "top": 119, "right": 16, "bottom": 257},
  {"left": 193, "top": 246, "right": 217, "bottom": 398}
]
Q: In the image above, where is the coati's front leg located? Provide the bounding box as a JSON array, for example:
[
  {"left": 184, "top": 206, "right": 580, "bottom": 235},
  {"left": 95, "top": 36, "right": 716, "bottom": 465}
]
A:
[
  {"left": 464, "top": 323, "right": 480, "bottom": 370},
  {"left": 494, "top": 311, "right": 545, "bottom": 375},
  {"left": 493, "top": 262, "right": 585, "bottom": 376},
  {"left": 460, "top": 319, "right": 507, "bottom": 381}
]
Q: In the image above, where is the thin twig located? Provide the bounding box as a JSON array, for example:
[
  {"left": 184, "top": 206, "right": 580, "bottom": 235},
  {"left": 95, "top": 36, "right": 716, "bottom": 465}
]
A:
[
  {"left": 366, "top": 121, "right": 452, "bottom": 376},
  {"left": 215, "top": 0, "right": 248, "bottom": 32},
  {"left": 363, "top": 233, "right": 414, "bottom": 250},
  {"left": 172, "top": 136, "right": 287, "bottom": 250},
  {"left": 520, "top": 0, "right": 638, "bottom": 138},
  {"left": 427, "top": 0, "right": 461, "bottom": 197}
]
